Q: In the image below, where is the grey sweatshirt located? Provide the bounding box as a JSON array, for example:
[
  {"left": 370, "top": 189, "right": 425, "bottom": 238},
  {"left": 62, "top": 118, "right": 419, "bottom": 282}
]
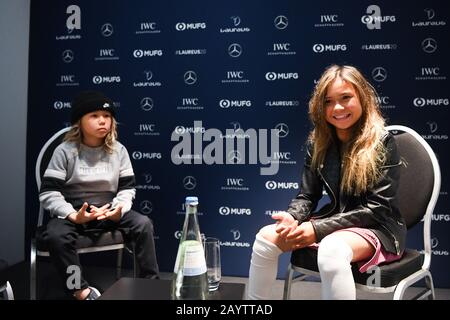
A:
[{"left": 39, "top": 140, "right": 136, "bottom": 219}]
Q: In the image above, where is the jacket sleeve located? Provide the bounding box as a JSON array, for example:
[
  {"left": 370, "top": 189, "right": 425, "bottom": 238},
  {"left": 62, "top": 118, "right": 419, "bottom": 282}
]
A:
[
  {"left": 286, "top": 143, "right": 324, "bottom": 222},
  {"left": 311, "top": 134, "right": 401, "bottom": 242},
  {"left": 111, "top": 145, "right": 136, "bottom": 217},
  {"left": 39, "top": 146, "right": 76, "bottom": 219}
]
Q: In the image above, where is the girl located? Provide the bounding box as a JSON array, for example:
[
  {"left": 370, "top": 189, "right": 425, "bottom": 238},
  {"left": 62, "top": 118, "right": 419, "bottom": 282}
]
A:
[
  {"left": 248, "top": 65, "right": 406, "bottom": 300},
  {"left": 39, "top": 90, "right": 159, "bottom": 300}
]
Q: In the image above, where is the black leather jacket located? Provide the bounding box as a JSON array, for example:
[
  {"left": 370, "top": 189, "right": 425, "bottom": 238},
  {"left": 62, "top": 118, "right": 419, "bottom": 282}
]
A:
[{"left": 287, "top": 132, "right": 406, "bottom": 255}]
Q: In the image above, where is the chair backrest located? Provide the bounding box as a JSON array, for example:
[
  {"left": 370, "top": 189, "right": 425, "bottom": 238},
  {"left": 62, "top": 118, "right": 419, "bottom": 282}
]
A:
[
  {"left": 386, "top": 125, "right": 441, "bottom": 270},
  {"left": 35, "top": 127, "right": 71, "bottom": 226},
  {"left": 386, "top": 125, "right": 441, "bottom": 229}
]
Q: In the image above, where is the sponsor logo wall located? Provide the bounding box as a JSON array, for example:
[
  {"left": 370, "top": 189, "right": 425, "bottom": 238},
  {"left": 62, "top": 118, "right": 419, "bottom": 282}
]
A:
[{"left": 26, "top": 1, "right": 449, "bottom": 286}]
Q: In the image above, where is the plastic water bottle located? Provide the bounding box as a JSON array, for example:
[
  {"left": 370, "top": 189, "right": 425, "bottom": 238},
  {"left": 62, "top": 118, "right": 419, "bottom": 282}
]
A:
[{"left": 171, "top": 196, "right": 208, "bottom": 300}]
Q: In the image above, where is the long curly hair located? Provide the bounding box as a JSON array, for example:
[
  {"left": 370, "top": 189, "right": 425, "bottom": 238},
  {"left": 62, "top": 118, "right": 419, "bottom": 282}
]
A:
[
  {"left": 308, "top": 65, "right": 387, "bottom": 195},
  {"left": 64, "top": 117, "right": 118, "bottom": 154}
]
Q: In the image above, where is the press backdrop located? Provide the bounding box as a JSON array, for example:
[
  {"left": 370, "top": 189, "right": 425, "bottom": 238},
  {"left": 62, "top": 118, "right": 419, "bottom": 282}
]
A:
[{"left": 26, "top": 0, "right": 449, "bottom": 287}]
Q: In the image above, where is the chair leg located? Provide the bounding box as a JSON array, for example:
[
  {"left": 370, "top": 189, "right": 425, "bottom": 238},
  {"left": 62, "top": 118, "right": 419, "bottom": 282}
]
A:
[
  {"left": 283, "top": 264, "right": 294, "bottom": 300},
  {"left": 30, "top": 239, "right": 37, "bottom": 300},
  {"left": 116, "top": 248, "right": 123, "bottom": 279},
  {"left": 5, "top": 281, "right": 14, "bottom": 300},
  {"left": 393, "top": 270, "right": 435, "bottom": 300},
  {"left": 424, "top": 272, "right": 435, "bottom": 300},
  {"left": 1, "top": 281, "right": 14, "bottom": 300},
  {"left": 133, "top": 245, "right": 138, "bottom": 278}
]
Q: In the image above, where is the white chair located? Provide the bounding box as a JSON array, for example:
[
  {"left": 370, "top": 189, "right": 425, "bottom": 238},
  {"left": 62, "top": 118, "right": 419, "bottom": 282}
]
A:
[
  {"left": 30, "top": 127, "right": 137, "bottom": 299},
  {"left": 0, "top": 259, "right": 14, "bottom": 300}
]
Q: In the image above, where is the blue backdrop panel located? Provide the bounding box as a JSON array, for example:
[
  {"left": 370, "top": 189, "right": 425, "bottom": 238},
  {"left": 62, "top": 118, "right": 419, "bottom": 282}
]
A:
[{"left": 26, "top": 0, "right": 450, "bottom": 287}]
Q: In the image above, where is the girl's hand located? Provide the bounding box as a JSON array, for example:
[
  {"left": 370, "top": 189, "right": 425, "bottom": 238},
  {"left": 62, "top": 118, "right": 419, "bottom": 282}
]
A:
[
  {"left": 286, "top": 221, "right": 317, "bottom": 249},
  {"left": 271, "top": 211, "right": 299, "bottom": 238}
]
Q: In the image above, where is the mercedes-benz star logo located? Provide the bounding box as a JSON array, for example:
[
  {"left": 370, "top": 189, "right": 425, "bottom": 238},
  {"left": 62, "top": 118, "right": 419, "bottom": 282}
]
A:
[
  {"left": 183, "top": 176, "right": 197, "bottom": 190},
  {"left": 372, "top": 67, "right": 387, "bottom": 82},
  {"left": 101, "top": 23, "right": 113, "bottom": 37},
  {"left": 140, "top": 200, "right": 153, "bottom": 215},
  {"left": 275, "top": 123, "right": 289, "bottom": 138},
  {"left": 422, "top": 38, "right": 437, "bottom": 53},
  {"left": 140, "top": 97, "right": 154, "bottom": 111},
  {"left": 184, "top": 71, "right": 197, "bottom": 85},
  {"left": 228, "top": 150, "right": 242, "bottom": 164},
  {"left": 228, "top": 43, "right": 242, "bottom": 58},
  {"left": 274, "top": 15, "right": 288, "bottom": 29},
  {"left": 62, "top": 49, "right": 74, "bottom": 63}
]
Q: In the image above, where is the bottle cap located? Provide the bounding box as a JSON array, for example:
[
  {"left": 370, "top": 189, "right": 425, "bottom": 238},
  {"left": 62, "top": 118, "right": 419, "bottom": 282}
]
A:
[{"left": 185, "top": 196, "right": 199, "bottom": 205}]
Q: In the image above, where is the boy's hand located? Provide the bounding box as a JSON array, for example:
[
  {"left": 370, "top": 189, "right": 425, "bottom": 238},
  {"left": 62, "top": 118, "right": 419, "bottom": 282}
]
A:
[
  {"left": 89, "top": 203, "right": 111, "bottom": 217},
  {"left": 67, "top": 202, "right": 104, "bottom": 224},
  {"left": 96, "top": 203, "right": 123, "bottom": 222}
]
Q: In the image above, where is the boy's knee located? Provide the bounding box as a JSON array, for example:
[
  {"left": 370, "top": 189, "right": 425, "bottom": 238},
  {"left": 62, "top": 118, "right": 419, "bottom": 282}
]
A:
[
  {"left": 133, "top": 214, "right": 154, "bottom": 234},
  {"left": 44, "top": 227, "right": 73, "bottom": 248}
]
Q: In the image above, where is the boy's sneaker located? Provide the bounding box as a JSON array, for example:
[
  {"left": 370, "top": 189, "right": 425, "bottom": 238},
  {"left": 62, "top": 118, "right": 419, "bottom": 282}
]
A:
[{"left": 84, "top": 286, "right": 101, "bottom": 300}]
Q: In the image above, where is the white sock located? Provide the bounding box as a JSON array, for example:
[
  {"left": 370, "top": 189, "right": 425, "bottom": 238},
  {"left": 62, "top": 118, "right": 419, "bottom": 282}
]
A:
[
  {"left": 247, "top": 234, "right": 283, "bottom": 300},
  {"left": 317, "top": 236, "right": 355, "bottom": 300}
]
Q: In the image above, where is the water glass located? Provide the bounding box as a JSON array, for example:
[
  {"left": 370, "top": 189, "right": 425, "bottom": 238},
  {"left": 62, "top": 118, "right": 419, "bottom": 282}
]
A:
[{"left": 203, "top": 237, "right": 221, "bottom": 291}]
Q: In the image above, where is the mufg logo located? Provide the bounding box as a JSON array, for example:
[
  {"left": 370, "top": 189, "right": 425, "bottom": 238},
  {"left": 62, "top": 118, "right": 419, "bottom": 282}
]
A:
[
  {"left": 361, "top": 5, "right": 396, "bottom": 30},
  {"left": 132, "top": 151, "right": 162, "bottom": 160},
  {"left": 413, "top": 97, "right": 449, "bottom": 107},
  {"left": 265, "top": 72, "right": 298, "bottom": 81},
  {"left": 53, "top": 101, "right": 71, "bottom": 109},
  {"left": 175, "top": 22, "right": 206, "bottom": 31},
  {"left": 219, "top": 207, "right": 251, "bottom": 216},
  {"left": 312, "top": 43, "right": 347, "bottom": 53},
  {"left": 265, "top": 181, "right": 299, "bottom": 190},
  {"left": 92, "top": 75, "right": 121, "bottom": 84},
  {"left": 133, "top": 49, "right": 163, "bottom": 58}
]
